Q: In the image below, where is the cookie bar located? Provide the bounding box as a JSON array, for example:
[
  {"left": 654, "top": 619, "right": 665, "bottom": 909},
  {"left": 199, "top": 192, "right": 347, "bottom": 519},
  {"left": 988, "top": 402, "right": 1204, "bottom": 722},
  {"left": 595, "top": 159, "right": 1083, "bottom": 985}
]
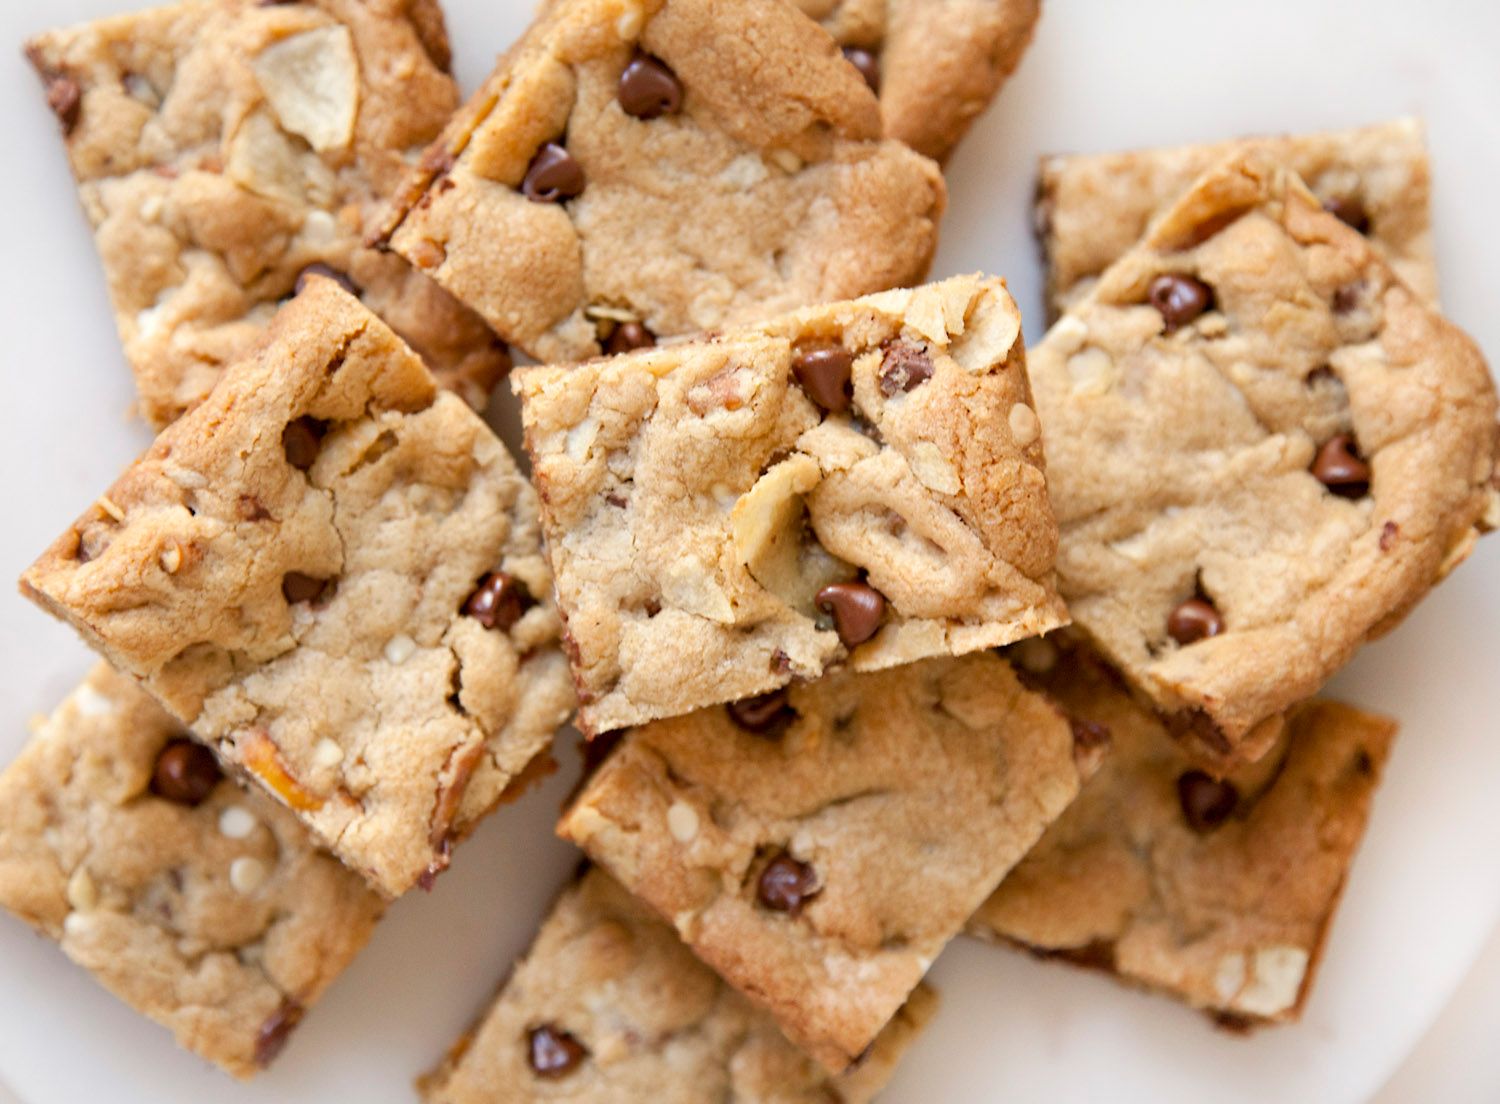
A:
[
  {"left": 557, "top": 651, "right": 1101, "bottom": 1070},
  {"left": 971, "top": 641, "right": 1395, "bottom": 1027},
  {"left": 20, "top": 280, "right": 576, "bottom": 898},
  {"left": 377, "top": 0, "right": 947, "bottom": 364},
  {"left": 516, "top": 274, "right": 1067, "bottom": 735},
  {"left": 27, "top": 0, "right": 509, "bottom": 428},
  {"left": 793, "top": 0, "right": 1041, "bottom": 162},
  {"left": 1031, "top": 150, "right": 1498, "bottom": 769},
  {"left": 0, "top": 664, "right": 383, "bottom": 1078},
  {"left": 1037, "top": 118, "right": 1438, "bottom": 319},
  {"left": 419, "top": 867, "right": 936, "bottom": 1102}
]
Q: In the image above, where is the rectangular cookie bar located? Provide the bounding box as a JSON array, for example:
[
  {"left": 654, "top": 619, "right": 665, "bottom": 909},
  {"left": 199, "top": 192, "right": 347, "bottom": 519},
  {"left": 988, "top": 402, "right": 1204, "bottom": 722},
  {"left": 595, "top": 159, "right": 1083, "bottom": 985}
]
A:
[
  {"left": 420, "top": 867, "right": 936, "bottom": 1102},
  {"left": 1030, "top": 150, "right": 1497, "bottom": 769},
  {"left": 0, "top": 664, "right": 384, "bottom": 1078},
  {"left": 20, "top": 280, "right": 576, "bottom": 898},
  {"left": 377, "top": 0, "right": 946, "bottom": 363},
  {"left": 557, "top": 651, "right": 1101, "bottom": 1071},
  {"left": 517, "top": 274, "right": 1068, "bottom": 735},
  {"left": 971, "top": 639, "right": 1395, "bottom": 1027},
  {"left": 27, "top": 0, "right": 509, "bottom": 428},
  {"left": 1037, "top": 118, "right": 1438, "bottom": 319},
  {"left": 793, "top": 0, "right": 1041, "bottom": 162}
]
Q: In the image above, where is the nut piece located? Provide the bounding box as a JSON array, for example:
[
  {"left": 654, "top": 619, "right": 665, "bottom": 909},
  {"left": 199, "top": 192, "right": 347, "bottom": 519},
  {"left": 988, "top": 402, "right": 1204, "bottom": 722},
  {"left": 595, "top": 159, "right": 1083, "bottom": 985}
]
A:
[{"left": 251, "top": 26, "right": 360, "bottom": 153}]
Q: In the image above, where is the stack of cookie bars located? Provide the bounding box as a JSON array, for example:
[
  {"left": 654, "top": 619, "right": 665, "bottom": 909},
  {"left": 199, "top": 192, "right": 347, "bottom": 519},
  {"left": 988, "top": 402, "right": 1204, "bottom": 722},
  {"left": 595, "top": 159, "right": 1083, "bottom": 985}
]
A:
[{"left": 3, "top": 0, "right": 1496, "bottom": 1097}]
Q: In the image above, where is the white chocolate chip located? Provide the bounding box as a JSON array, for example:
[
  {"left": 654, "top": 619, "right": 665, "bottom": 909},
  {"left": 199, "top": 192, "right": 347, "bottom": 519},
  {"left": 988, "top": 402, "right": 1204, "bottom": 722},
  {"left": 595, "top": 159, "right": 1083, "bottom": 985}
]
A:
[
  {"left": 1234, "top": 946, "right": 1309, "bottom": 1017},
  {"left": 62, "top": 912, "right": 96, "bottom": 938},
  {"left": 73, "top": 685, "right": 116, "bottom": 718},
  {"left": 584, "top": 303, "right": 640, "bottom": 324},
  {"left": 1047, "top": 315, "right": 1089, "bottom": 355},
  {"left": 66, "top": 867, "right": 98, "bottom": 912},
  {"left": 251, "top": 26, "right": 359, "bottom": 152},
  {"left": 1008, "top": 403, "right": 1040, "bottom": 448},
  {"left": 1213, "top": 952, "right": 1248, "bottom": 1002},
  {"left": 313, "top": 738, "right": 345, "bottom": 769},
  {"left": 1066, "top": 346, "right": 1116, "bottom": 396},
  {"left": 769, "top": 149, "right": 803, "bottom": 174},
  {"left": 1011, "top": 635, "right": 1058, "bottom": 675},
  {"left": 667, "top": 801, "right": 700, "bottom": 843},
  {"left": 383, "top": 634, "right": 417, "bottom": 665},
  {"left": 218, "top": 806, "right": 258, "bottom": 840},
  {"left": 230, "top": 857, "right": 270, "bottom": 895},
  {"left": 301, "top": 208, "right": 337, "bottom": 246},
  {"left": 719, "top": 154, "right": 769, "bottom": 189}
]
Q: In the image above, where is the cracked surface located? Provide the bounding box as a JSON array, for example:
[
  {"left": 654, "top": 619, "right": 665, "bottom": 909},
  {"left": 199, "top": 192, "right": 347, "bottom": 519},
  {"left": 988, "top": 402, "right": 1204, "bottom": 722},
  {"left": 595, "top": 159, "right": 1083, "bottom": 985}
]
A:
[
  {"left": 971, "top": 641, "right": 1395, "bottom": 1027},
  {"left": 27, "top": 0, "right": 509, "bottom": 429},
  {"left": 793, "top": 0, "right": 1041, "bottom": 162},
  {"left": 378, "top": 0, "right": 946, "bottom": 364},
  {"left": 516, "top": 275, "right": 1066, "bottom": 735},
  {"left": 557, "top": 652, "right": 1096, "bottom": 1071},
  {"left": 421, "top": 867, "right": 935, "bottom": 1103},
  {"left": 21, "top": 282, "right": 576, "bottom": 897},
  {"left": 0, "top": 664, "right": 383, "bottom": 1078},
  {"left": 1037, "top": 118, "right": 1438, "bottom": 320},
  {"left": 1031, "top": 150, "right": 1498, "bottom": 769}
]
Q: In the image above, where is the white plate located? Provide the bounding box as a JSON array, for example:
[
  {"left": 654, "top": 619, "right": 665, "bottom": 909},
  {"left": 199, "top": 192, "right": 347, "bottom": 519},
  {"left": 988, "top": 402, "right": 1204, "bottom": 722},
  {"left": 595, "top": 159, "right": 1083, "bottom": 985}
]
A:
[{"left": 1, "top": 1, "right": 1497, "bottom": 1101}]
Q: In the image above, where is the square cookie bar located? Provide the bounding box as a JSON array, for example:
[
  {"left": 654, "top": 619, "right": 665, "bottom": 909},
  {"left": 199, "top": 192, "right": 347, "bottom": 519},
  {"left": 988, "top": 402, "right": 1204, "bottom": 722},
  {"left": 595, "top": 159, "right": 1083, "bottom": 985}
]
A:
[
  {"left": 420, "top": 867, "right": 935, "bottom": 1103},
  {"left": 558, "top": 652, "right": 1101, "bottom": 1071},
  {"left": 1031, "top": 150, "right": 1498, "bottom": 769},
  {"left": 1037, "top": 118, "right": 1438, "bottom": 319},
  {"left": 0, "top": 664, "right": 383, "bottom": 1078},
  {"left": 28, "top": 0, "right": 509, "bottom": 428},
  {"left": 793, "top": 0, "right": 1041, "bottom": 162},
  {"left": 378, "top": 0, "right": 946, "bottom": 363},
  {"left": 516, "top": 275, "right": 1066, "bottom": 735},
  {"left": 972, "top": 641, "right": 1395, "bottom": 1027},
  {"left": 21, "top": 280, "right": 576, "bottom": 898}
]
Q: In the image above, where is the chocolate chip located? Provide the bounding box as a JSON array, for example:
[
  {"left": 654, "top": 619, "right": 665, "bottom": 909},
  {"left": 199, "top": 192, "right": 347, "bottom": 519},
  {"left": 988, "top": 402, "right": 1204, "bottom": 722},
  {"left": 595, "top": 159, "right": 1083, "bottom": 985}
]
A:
[
  {"left": 618, "top": 53, "right": 683, "bottom": 119},
  {"left": 42, "top": 72, "right": 82, "bottom": 136},
  {"left": 527, "top": 1024, "right": 588, "bottom": 1078},
  {"left": 878, "top": 342, "right": 933, "bottom": 396},
  {"left": 1148, "top": 273, "right": 1213, "bottom": 333},
  {"left": 1323, "top": 195, "right": 1371, "bottom": 235},
  {"left": 1069, "top": 718, "right": 1111, "bottom": 752},
  {"left": 295, "top": 263, "right": 360, "bottom": 298},
  {"left": 150, "top": 739, "right": 222, "bottom": 807},
  {"left": 726, "top": 688, "right": 796, "bottom": 737},
  {"left": 464, "top": 572, "right": 533, "bottom": 631},
  {"left": 238, "top": 495, "right": 272, "bottom": 521},
  {"left": 756, "top": 851, "right": 819, "bottom": 915},
  {"left": 282, "top": 572, "right": 330, "bottom": 604},
  {"left": 1332, "top": 283, "right": 1364, "bottom": 315},
  {"left": 1167, "top": 597, "right": 1223, "bottom": 645},
  {"left": 1379, "top": 520, "right": 1399, "bottom": 551},
  {"left": 1310, "top": 434, "right": 1371, "bottom": 498},
  {"left": 816, "top": 582, "right": 886, "bottom": 647},
  {"left": 254, "top": 1000, "right": 304, "bottom": 1068},
  {"left": 282, "top": 417, "right": 327, "bottom": 470},
  {"left": 1176, "top": 770, "right": 1239, "bottom": 832},
  {"left": 605, "top": 321, "right": 656, "bottom": 355},
  {"left": 522, "top": 142, "right": 585, "bottom": 203},
  {"left": 791, "top": 342, "right": 853, "bottom": 413},
  {"left": 842, "top": 46, "right": 881, "bottom": 93}
]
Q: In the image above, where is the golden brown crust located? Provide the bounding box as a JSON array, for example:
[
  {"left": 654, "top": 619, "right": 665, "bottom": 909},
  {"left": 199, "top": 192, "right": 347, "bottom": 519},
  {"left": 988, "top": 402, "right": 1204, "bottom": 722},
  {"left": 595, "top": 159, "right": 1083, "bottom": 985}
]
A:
[
  {"left": 379, "top": 0, "right": 946, "bottom": 363},
  {"left": 420, "top": 868, "right": 936, "bottom": 1102},
  {"left": 21, "top": 283, "right": 575, "bottom": 897},
  {"left": 0, "top": 665, "right": 383, "bottom": 1078},
  {"left": 516, "top": 276, "right": 1066, "bottom": 735},
  {"left": 558, "top": 652, "right": 1095, "bottom": 1070},
  {"left": 27, "top": 0, "right": 506, "bottom": 428},
  {"left": 972, "top": 642, "right": 1395, "bottom": 1026},
  {"left": 1031, "top": 150, "right": 1498, "bottom": 768}
]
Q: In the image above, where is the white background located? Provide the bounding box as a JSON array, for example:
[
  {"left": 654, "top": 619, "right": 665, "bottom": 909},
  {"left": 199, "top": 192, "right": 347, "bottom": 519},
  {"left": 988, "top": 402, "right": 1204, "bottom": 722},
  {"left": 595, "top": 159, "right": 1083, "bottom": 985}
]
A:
[{"left": 1, "top": 1, "right": 1497, "bottom": 1101}]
